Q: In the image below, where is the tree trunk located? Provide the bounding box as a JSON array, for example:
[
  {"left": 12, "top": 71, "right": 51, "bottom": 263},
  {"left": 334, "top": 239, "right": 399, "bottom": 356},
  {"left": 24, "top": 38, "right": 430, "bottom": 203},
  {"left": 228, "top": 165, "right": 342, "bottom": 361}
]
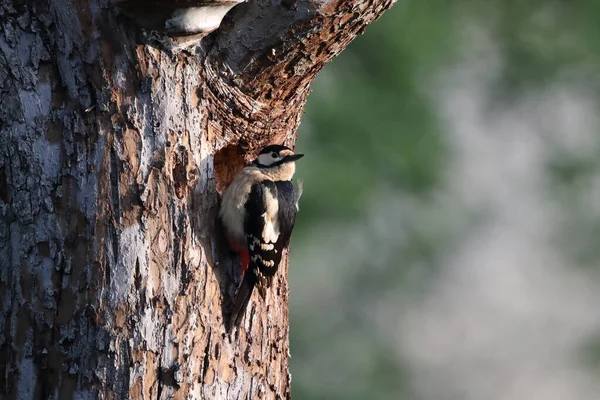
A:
[{"left": 0, "top": 0, "right": 395, "bottom": 398}]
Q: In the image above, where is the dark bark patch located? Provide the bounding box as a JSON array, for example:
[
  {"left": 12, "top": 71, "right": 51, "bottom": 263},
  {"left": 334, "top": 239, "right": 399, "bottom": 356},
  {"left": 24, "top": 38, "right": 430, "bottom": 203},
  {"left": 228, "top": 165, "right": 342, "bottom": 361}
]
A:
[
  {"left": 46, "top": 120, "right": 63, "bottom": 143},
  {"left": 201, "top": 333, "right": 212, "bottom": 383},
  {"left": 56, "top": 288, "right": 77, "bottom": 325},
  {"left": 0, "top": 166, "right": 12, "bottom": 203},
  {"left": 159, "top": 363, "right": 181, "bottom": 389},
  {"left": 57, "top": 374, "right": 77, "bottom": 400},
  {"left": 172, "top": 145, "right": 189, "bottom": 199},
  {"left": 37, "top": 241, "right": 50, "bottom": 257}
]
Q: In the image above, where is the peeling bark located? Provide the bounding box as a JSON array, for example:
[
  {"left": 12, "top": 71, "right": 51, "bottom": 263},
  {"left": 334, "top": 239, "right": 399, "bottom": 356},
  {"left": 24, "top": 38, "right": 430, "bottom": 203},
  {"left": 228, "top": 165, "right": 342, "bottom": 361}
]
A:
[{"left": 0, "top": 0, "right": 395, "bottom": 398}]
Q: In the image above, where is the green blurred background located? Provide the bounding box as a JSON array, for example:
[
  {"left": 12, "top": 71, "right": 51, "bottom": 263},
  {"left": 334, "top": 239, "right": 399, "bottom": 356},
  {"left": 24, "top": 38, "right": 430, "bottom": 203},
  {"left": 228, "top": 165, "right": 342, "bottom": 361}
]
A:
[{"left": 290, "top": 2, "right": 600, "bottom": 399}]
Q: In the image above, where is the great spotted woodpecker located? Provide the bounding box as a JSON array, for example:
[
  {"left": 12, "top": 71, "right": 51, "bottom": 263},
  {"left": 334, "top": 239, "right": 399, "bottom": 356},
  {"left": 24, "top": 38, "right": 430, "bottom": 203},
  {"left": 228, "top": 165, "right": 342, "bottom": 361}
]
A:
[{"left": 219, "top": 145, "right": 303, "bottom": 327}]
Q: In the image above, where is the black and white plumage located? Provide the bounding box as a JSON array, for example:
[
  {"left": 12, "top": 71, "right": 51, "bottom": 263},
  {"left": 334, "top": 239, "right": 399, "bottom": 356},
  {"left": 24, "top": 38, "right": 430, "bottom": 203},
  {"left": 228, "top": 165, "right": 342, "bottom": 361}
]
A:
[
  {"left": 245, "top": 180, "right": 297, "bottom": 296},
  {"left": 219, "top": 144, "right": 303, "bottom": 328}
]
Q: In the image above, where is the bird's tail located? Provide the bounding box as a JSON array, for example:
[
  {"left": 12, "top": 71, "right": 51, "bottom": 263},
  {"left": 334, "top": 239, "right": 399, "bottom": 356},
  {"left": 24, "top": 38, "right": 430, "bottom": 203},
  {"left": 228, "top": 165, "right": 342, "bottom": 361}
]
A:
[{"left": 227, "top": 272, "right": 255, "bottom": 331}]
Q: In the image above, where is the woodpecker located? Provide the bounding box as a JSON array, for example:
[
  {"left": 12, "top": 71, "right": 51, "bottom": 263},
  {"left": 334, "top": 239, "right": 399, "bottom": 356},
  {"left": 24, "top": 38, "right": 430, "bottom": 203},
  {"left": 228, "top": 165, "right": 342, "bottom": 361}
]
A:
[{"left": 219, "top": 144, "right": 303, "bottom": 328}]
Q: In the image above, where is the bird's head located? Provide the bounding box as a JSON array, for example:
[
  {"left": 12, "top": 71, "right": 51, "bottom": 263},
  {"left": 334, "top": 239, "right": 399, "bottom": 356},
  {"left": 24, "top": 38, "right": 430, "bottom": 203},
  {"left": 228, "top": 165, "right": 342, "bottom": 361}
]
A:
[
  {"left": 254, "top": 145, "right": 304, "bottom": 167},
  {"left": 253, "top": 145, "right": 303, "bottom": 180}
]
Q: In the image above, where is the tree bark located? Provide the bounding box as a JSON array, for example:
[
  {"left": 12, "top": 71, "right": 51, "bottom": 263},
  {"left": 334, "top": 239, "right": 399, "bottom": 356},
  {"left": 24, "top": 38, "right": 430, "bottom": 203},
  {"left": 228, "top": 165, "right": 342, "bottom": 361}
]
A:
[{"left": 0, "top": 0, "right": 395, "bottom": 398}]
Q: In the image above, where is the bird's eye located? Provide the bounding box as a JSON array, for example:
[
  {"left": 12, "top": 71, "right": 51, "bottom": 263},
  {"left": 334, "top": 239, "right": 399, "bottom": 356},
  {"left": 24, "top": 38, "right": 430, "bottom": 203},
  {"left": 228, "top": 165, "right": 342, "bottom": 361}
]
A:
[{"left": 271, "top": 152, "right": 279, "bottom": 158}]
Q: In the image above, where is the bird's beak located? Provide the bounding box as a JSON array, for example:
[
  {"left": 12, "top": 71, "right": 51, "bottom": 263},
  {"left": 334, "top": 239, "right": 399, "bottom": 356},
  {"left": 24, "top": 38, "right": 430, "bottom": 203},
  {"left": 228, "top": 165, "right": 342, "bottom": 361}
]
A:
[{"left": 284, "top": 153, "right": 304, "bottom": 162}]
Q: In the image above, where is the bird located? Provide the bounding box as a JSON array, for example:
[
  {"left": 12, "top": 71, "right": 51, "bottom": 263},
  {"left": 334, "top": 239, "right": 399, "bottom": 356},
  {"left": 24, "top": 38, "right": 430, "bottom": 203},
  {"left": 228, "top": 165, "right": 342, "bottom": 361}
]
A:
[{"left": 219, "top": 144, "right": 303, "bottom": 328}]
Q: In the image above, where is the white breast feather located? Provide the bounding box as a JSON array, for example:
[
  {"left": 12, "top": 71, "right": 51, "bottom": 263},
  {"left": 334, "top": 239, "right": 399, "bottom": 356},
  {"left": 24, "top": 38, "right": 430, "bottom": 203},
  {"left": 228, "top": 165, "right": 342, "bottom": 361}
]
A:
[{"left": 220, "top": 167, "right": 265, "bottom": 245}]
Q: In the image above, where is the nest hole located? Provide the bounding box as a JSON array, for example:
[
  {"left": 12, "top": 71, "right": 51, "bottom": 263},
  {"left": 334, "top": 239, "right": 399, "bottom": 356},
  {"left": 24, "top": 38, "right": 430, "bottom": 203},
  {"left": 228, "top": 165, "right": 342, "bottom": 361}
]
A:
[{"left": 213, "top": 144, "right": 247, "bottom": 194}]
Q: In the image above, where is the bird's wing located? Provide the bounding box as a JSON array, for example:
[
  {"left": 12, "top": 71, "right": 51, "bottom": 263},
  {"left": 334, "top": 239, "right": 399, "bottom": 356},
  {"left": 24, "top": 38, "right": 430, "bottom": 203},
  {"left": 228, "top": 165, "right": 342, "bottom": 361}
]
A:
[{"left": 244, "top": 180, "right": 297, "bottom": 297}]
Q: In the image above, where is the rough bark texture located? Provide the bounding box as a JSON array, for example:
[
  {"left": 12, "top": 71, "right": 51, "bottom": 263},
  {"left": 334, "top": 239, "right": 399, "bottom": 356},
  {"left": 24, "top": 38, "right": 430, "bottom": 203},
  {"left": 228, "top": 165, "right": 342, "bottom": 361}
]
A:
[{"left": 0, "top": 0, "right": 395, "bottom": 398}]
